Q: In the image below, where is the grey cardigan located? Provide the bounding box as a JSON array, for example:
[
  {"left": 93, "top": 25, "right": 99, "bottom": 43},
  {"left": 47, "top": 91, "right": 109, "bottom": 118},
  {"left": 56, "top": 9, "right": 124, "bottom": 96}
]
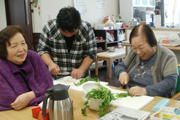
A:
[
  {"left": 124, "top": 44, "right": 178, "bottom": 84},
  {"left": 116, "top": 44, "right": 179, "bottom": 97}
]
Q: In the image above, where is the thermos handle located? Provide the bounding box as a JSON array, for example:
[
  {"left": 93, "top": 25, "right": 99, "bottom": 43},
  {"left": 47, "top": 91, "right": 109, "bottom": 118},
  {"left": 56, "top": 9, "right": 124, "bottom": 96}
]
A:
[
  {"left": 42, "top": 92, "right": 52, "bottom": 118},
  {"left": 66, "top": 85, "right": 70, "bottom": 89}
]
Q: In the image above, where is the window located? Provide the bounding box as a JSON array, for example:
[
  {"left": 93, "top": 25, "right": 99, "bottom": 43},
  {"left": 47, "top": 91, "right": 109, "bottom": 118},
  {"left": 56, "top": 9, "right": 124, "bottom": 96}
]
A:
[{"left": 164, "top": 0, "right": 180, "bottom": 27}]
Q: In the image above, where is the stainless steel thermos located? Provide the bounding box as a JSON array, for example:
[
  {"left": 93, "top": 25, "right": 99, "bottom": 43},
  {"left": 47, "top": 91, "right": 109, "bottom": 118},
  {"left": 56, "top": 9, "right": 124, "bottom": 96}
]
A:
[{"left": 42, "top": 84, "right": 73, "bottom": 120}]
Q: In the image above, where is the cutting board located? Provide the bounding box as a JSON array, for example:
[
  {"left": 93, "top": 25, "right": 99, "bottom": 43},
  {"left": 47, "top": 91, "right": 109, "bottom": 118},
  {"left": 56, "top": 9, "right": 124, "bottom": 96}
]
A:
[
  {"left": 53, "top": 76, "right": 154, "bottom": 110},
  {"left": 110, "top": 89, "right": 154, "bottom": 110},
  {"left": 53, "top": 76, "right": 108, "bottom": 92}
]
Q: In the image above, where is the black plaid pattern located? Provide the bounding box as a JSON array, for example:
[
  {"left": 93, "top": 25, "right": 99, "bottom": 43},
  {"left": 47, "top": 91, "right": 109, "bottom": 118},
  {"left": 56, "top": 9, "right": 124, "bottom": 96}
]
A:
[{"left": 37, "top": 19, "right": 97, "bottom": 73}]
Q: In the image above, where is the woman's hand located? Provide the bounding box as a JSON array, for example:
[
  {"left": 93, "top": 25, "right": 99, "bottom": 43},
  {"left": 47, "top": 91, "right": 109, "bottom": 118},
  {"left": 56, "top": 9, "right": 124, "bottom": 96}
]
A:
[
  {"left": 129, "top": 86, "right": 147, "bottom": 96},
  {"left": 11, "top": 91, "right": 35, "bottom": 110},
  {"left": 71, "top": 69, "right": 84, "bottom": 79},
  {"left": 48, "top": 63, "right": 60, "bottom": 75},
  {"left": 119, "top": 72, "right": 129, "bottom": 85}
]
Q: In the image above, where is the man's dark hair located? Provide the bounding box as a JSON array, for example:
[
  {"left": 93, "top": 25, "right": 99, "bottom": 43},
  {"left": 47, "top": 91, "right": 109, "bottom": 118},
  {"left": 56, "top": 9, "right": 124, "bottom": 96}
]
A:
[
  {"left": 129, "top": 24, "right": 157, "bottom": 47},
  {"left": 56, "top": 6, "right": 82, "bottom": 33}
]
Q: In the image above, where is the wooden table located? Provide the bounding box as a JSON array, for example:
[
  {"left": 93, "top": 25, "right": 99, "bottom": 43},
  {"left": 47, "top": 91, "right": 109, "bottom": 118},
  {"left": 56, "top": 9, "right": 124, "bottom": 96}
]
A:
[
  {"left": 95, "top": 48, "right": 125, "bottom": 79},
  {"left": 1, "top": 88, "right": 180, "bottom": 120}
]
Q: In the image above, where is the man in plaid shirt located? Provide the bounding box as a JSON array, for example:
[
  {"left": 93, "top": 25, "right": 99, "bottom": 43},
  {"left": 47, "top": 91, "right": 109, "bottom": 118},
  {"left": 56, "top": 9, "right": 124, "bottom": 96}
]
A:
[{"left": 37, "top": 6, "right": 97, "bottom": 79}]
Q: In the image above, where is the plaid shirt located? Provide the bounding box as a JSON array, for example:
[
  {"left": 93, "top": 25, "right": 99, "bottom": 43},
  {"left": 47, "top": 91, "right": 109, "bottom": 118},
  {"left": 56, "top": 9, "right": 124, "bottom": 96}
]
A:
[{"left": 37, "top": 19, "right": 97, "bottom": 74}]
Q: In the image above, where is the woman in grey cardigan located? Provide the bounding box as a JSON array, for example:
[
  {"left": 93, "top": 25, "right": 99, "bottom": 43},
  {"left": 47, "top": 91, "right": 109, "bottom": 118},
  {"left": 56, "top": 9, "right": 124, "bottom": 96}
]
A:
[{"left": 115, "top": 25, "right": 178, "bottom": 97}]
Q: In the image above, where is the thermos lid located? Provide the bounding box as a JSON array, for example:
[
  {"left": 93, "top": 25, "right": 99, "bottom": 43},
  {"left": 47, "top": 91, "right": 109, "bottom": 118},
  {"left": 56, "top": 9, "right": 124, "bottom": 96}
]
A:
[{"left": 47, "top": 84, "right": 70, "bottom": 100}]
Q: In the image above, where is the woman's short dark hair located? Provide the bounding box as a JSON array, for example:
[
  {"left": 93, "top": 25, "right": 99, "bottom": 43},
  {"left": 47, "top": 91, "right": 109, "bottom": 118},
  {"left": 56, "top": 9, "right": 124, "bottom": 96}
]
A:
[
  {"left": 129, "top": 25, "right": 157, "bottom": 47},
  {"left": 0, "top": 25, "right": 26, "bottom": 58},
  {"left": 56, "top": 6, "right": 82, "bottom": 33}
]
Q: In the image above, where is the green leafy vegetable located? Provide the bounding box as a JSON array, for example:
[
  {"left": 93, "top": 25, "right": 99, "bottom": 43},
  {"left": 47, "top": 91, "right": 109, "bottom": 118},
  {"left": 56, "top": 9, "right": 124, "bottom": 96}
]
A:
[
  {"left": 81, "top": 101, "right": 89, "bottom": 116},
  {"left": 115, "top": 89, "right": 131, "bottom": 98},
  {"left": 74, "top": 77, "right": 99, "bottom": 86},
  {"left": 115, "top": 92, "right": 131, "bottom": 98},
  {"left": 81, "top": 83, "right": 115, "bottom": 117},
  {"left": 115, "top": 89, "right": 139, "bottom": 99}
]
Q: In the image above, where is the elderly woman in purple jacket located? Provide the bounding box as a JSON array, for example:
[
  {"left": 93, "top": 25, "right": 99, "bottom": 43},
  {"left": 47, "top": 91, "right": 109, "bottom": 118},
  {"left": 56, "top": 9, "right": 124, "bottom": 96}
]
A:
[{"left": 0, "top": 25, "right": 53, "bottom": 111}]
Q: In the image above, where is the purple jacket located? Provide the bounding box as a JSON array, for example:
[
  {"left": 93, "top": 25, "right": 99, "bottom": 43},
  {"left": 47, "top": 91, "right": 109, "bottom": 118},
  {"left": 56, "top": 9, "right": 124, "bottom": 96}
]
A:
[{"left": 0, "top": 50, "right": 53, "bottom": 111}]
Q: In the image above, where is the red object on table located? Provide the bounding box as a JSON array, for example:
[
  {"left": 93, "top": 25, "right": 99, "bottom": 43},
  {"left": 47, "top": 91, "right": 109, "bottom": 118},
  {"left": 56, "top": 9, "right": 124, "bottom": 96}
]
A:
[
  {"left": 38, "top": 109, "right": 49, "bottom": 120},
  {"left": 162, "top": 39, "right": 170, "bottom": 44},
  {"left": 97, "top": 36, "right": 103, "bottom": 40},
  {"left": 107, "top": 31, "right": 114, "bottom": 34},
  {"left": 32, "top": 100, "right": 73, "bottom": 119},
  {"left": 121, "top": 25, "right": 129, "bottom": 28},
  {"left": 32, "top": 106, "right": 42, "bottom": 119}
]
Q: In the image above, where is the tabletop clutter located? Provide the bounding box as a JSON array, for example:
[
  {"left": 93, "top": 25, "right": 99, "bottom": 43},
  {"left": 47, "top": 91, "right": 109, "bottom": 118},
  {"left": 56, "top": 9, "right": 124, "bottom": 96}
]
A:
[
  {"left": 94, "top": 14, "right": 127, "bottom": 30},
  {"left": 156, "top": 33, "right": 180, "bottom": 46},
  {"left": 94, "top": 14, "right": 126, "bottom": 48},
  {"left": 30, "top": 77, "right": 180, "bottom": 120},
  {"left": 150, "top": 107, "right": 180, "bottom": 120}
]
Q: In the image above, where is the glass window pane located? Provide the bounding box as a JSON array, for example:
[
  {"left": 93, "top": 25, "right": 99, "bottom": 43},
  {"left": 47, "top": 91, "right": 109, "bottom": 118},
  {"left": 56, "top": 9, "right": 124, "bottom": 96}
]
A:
[
  {"left": 142, "top": 0, "right": 148, "bottom": 6},
  {"left": 133, "top": 0, "right": 140, "bottom": 6}
]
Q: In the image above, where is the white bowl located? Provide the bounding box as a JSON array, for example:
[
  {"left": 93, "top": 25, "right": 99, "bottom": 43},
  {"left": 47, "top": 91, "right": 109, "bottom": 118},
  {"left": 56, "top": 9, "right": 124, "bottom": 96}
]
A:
[
  {"left": 81, "top": 82, "right": 98, "bottom": 98},
  {"left": 81, "top": 82, "right": 110, "bottom": 111},
  {"left": 82, "top": 96, "right": 102, "bottom": 111},
  {"left": 108, "top": 47, "right": 115, "bottom": 52}
]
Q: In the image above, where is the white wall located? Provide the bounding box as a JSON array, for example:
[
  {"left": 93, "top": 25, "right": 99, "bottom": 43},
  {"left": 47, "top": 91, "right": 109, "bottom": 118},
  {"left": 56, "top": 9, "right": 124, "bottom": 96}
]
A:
[
  {"left": 41, "top": 0, "right": 73, "bottom": 28},
  {"left": 119, "top": 0, "right": 133, "bottom": 25},
  {"left": 81, "top": 0, "right": 119, "bottom": 27},
  {"left": 32, "top": 0, "right": 119, "bottom": 33},
  {"left": 0, "top": 0, "right": 7, "bottom": 31},
  {"left": 31, "top": 0, "right": 42, "bottom": 33}
]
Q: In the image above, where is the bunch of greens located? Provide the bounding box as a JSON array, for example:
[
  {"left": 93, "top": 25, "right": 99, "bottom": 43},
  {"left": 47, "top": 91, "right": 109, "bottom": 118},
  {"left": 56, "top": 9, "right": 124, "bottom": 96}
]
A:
[
  {"left": 115, "top": 92, "right": 131, "bottom": 98},
  {"left": 115, "top": 89, "right": 139, "bottom": 98},
  {"left": 115, "top": 89, "right": 131, "bottom": 98},
  {"left": 81, "top": 83, "right": 115, "bottom": 117},
  {"left": 74, "top": 77, "right": 99, "bottom": 86}
]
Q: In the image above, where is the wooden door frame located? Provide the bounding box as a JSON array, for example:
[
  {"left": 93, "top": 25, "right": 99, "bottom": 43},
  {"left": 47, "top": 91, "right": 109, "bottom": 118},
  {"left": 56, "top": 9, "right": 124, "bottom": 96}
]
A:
[{"left": 5, "top": 0, "right": 33, "bottom": 50}]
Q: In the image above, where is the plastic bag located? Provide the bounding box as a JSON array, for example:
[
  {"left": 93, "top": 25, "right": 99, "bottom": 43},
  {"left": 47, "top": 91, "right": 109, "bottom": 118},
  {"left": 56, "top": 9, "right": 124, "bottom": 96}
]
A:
[
  {"left": 104, "top": 16, "right": 115, "bottom": 28},
  {"left": 106, "top": 32, "right": 114, "bottom": 43}
]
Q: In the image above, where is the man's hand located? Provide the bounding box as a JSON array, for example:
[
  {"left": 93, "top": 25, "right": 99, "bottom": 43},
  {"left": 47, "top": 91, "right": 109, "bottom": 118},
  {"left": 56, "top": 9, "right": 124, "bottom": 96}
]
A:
[
  {"left": 129, "top": 86, "right": 147, "bottom": 96},
  {"left": 48, "top": 63, "right": 60, "bottom": 75},
  {"left": 71, "top": 69, "right": 84, "bottom": 79},
  {"left": 11, "top": 91, "right": 35, "bottom": 110},
  {"left": 40, "top": 53, "right": 60, "bottom": 75},
  {"left": 119, "top": 72, "right": 129, "bottom": 85}
]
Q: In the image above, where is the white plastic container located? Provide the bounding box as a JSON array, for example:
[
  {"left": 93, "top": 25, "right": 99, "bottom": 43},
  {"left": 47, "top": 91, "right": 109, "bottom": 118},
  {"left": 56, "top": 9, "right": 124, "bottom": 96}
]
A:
[
  {"left": 82, "top": 96, "right": 102, "bottom": 111},
  {"left": 155, "top": 15, "right": 161, "bottom": 28},
  {"left": 90, "top": 60, "right": 104, "bottom": 69},
  {"left": 116, "top": 22, "right": 123, "bottom": 29}
]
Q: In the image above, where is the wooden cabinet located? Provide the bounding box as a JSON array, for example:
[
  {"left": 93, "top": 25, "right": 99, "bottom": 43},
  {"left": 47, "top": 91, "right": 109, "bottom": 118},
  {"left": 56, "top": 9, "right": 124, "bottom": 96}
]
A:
[
  {"left": 90, "top": 28, "right": 125, "bottom": 71},
  {"left": 96, "top": 40, "right": 107, "bottom": 53},
  {"left": 94, "top": 28, "right": 125, "bottom": 51}
]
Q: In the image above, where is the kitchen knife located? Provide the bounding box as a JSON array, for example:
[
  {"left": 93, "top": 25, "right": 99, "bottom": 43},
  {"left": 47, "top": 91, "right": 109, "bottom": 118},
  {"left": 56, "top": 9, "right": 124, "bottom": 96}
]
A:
[
  {"left": 125, "top": 84, "right": 130, "bottom": 95},
  {"left": 54, "top": 72, "right": 71, "bottom": 80}
]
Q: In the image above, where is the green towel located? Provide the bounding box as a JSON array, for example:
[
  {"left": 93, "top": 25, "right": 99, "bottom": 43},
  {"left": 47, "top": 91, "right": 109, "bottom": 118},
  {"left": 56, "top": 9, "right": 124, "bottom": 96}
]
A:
[{"left": 175, "top": 67, "right": 180, "bottom": 93}]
